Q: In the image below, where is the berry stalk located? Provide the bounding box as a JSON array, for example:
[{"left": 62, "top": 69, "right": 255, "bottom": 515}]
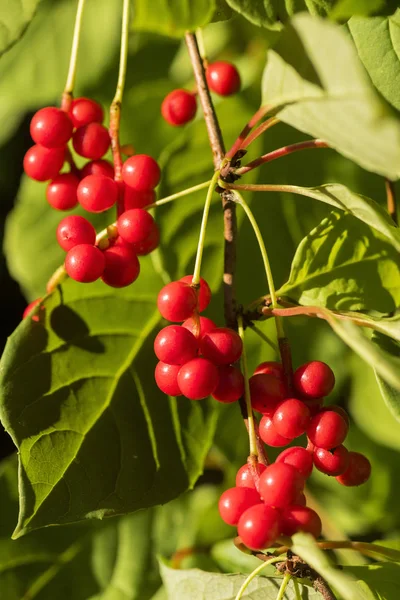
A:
[
  {"left": 234, "top": 554, "right": 286, "bottom": 600},
  {"left": 62, "top": 0, "right": 86, "bottom": 110},
  {"left": 237, "top": 315, "right": 258, "bottom": 459},
  {"left": 192, "top": 171, "right": 220, "bottom": 286}
]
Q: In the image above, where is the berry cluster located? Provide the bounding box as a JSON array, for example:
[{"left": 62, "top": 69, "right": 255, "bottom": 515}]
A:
[
  {"left": 154, "top": 277, "right": 245, "bottom": 401},
  {"left": 161, "top": 61, "right": 241, "bottom": 127},
  {"left": 218, "top": 360, "right": 371, "bottom": 550}
]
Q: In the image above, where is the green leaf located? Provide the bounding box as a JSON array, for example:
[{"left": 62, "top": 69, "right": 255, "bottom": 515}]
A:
[
  {"left": 225, "top": 0, "right": 334, "bottom": 30},
  {"left": 211, "top": 0, "right": 233, "bottom": 22},
  {"left": 374, "top": 334, "right": 400, "bottom": 423},
  {"left": 132, "top": 0, "right": 216, "bottom": 38},
  {"left": 278, "top": 211, "right": 400, "bottom": 312},
  {"left": 349, "top": 10, "right": 400, "bottom": 112},
  {"left": 210, "top": 539, "right": 275, "bottom": 574},
  {"left": 0, "top": 0, "right": 40, "bottom": 57},
  {"left": 261, "top": 13, "right": 400, "bottom": 179},
  {"left": 344, "top": 563, "right": 400, "bottom": 600},
  {"left": 330, "top": 0, "right": 391, "bottom": 19}
]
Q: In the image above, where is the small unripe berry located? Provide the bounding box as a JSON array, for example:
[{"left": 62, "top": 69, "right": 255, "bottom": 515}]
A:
[
  {"left": 161, "top": 89, "right": 197, "bottom": 126},
  {"left": 65, "top": 244, "right": 105, "bottom": 283}
]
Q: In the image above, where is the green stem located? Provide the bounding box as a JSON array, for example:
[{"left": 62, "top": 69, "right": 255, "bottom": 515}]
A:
[
  {"left": 192, "top": 171, "right": 220, "bottom": 285},
  {"left": 146, "top": 180, "right": 212, "bottom": 209},
  {"left": 238, "top": 314, "right": 258, "bottom": 458},
  {"left": 62, "top": 0, "right": 86, "bottom": 108},
  {"left": 247, "top": 322, "right": 279, "bottom": 353},
  {"left": 276, "top": 573, "right": 291, "bottom": 600},
  {"left": 293, "top": 577, "right": 302, "bottom": 600},
  {"left": 113, "top": 0, "right": 130, "bottom": 106},
  {"left": 234, "top": 555, "right": 286, "bottom": 600}
]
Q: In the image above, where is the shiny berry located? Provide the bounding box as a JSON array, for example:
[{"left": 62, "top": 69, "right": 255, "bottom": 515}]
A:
[
  {"left": 180, "top": 276, "right": 211, "bottom": 312},
  {"left": 157, "top": 281, "right": 197, "bottom": 322},
  {"left": 101, "top": 244, "right": 140, "bottom": 288},
  {"left": 294, "top": 491, "right": 307, "bottom": 506},
  {"left": 124, "top": 187, "right": 156, "bottom": 209},
  {"left": 236, "top": 463, "right": 267, "bottom": 490},
  {"left": 155, "top": 362, "right": 182, "bottom": 396},
  {"left": 259, "top": 463, "right": 304, "bottom": 508},
  {"left": 200, "top": 327, "right": 243, "bottom": 365},
  {"left": 56, "top": 215, "right": 96, "bottom": 251},
  {"left": 161, "top": 89, "right": 197, "bottom": 126},
  {"left": 154, "top": 325, "right": 198, "bottom": 365},
  {"left": 177, "top": 357, "right": 219, "bottom": 400},
  {"left": 276, "top": 446, "right": 313, "bottom": 479},
  {"left": 238, "top": 504, "right": 280, "bottom": 550},
  {"left": 69, "top": 97, "right": 104, "bottom": 128},
  {"left": 307, "top": 410, "right": 348, "bottom": 450},
  {"left": 23, "top": 145, "right": 65, "bottom": 181},
  {"left": 212, "top": 365, "right": 244, "bottom": 403},
  {"left": 122, "top": 154, "right": 161, "bottom": 191},
  {"left": 259, "top": 415, "right": 292, "bottom": 447},
  {"left": 77, "top": 174, "right": 118, "bottom": 213},
  {"left": 117, "top": 209, "right": 159, "bottom": 255},
  {"left": 303, "top": 397, "right": 324, "bottom": 416},
  {"left": 46, "top": 173, "right": 79, "bottom": 210},
  {"left": 206, "top": 61, "right": 241, "bottom": 96},
  {"left": 254, "top": 361, "right": 284, "bottom": 380},
  {"left": 65, "top": 244, "right": 105, "bottom": 283},
  {"left": 322, "top": 405, "right": 350, "bottom": 427},
  {"left": 314, "top": 445, "right": 349, "bottom": 476},
  {"left": 281, "top": 506, "right": 322, "bottom": 538},
  {"left": 273, "top": 398, "right": 311, "bottom": 439},
  {"left": 182, "top": 316, "right": 217, "bottom": 340},
  {"left": 73, "top": 123, "right": 110, "bottom": 159},
  {"left": 249, "top": 373, "right": 286, "bottom": 415},
  {"left": 336, "top": 452, "right": 371, "bottom": 486},
  {"left": 218, "top": 487, "right": 260, "bottom": 526},
  {"left": 294, "top": 361, "right": 335, "bottom": 399},
  {"left": 81, "top": 159, "right": 114, "bottom": 179},
  {"left": 30, "top": 107, "right": 73, "bottom": 148},
  {"left": 131, "top": 222, "right": 159, "bottom": 255}
]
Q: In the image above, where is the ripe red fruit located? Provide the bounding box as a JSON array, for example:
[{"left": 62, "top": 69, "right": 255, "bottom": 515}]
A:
[
  {"left": 322, "top": 405, "right": 350, "bottom": 427},
  {"left": 200, "top": 327, "right": 243, "bottom": 365},
  {"left": 122, "top": 155, "right": 161, "bottom": 191},
  {"left": 254, "top": 361, "right": 284, "bottom": 380},
  {"left": 259, "top": 463, "right": 304, "bottom": 509},
  {"left": 117, "top": 209, "right": 159, "bottom": 256},
  {"left": 218, "top": 487, "right": 260, "bottom": 526},
  {"left": 69, "top": 97, "right": 104, "bottom": 128},
  {"left": 276, "top": 446, "right": 314, "bottom": 479},
  {"left": 303, "top": 397, "right": 324, "bottom": 416},
  {"left": 177, "top": 357, "right": 219, "bottom": 400},
  {"left": 314, "top": 445, "right": 349, "bottom": 476},
  {"left": 236, "top": 463, "right": 267, "bottom": 490},
  {"left": 23, "top": 145, "right": 65, "bottom": 181},
  {"left": 56, "top": 215, "right": 96, "bottom": 251},
  {"left": 157, "top": 281, "right": 197, "bottom": 322},
  {"left": 30, "top": 107, "right": 73, "bottom": 148},
  {"left": 77, "top": 175, "right": 118, "bottom": 213},
  {"left": 65, "top": 244, "right": 105, "bottom": 283},
  {"left": 182, "top": 316, "right": 217, "bottom": 339},
  {"left": 154, "top": 325, "right": 198, "bottom": 365},
  {"left": 101, "top": 244, "right": 140, "bottom": 288},
  {"left": 130, "top": 223, "right": 159, "bottom": 256},
  {"left": 206, "top": 61, "right": 241, "bottom": 96},
  {"left": 294, "top": 491, "right": 307, "bottom": 506},
  {"left": 273, "top": 398, "right": 311, "bottom": 439},
  {"left": 212, "top": 365, "right": 244, "bottom": 403},
  {"left": 155, "top": 362, "right": 182, "bottom": 396},
  {"left": 249, "top": 373, "right": 286, "bottom": 415},
  {"left": 46, "top": 173, "right": 79, "bottom": 210},
  {"left": 336, "top": 451, "right": 371, "bottom": 486},
  {"left": 161, "top": 89, "right": 197, "bottom": 126},
  {"left": 294, "top": 361, "right": 335, "bottom": 399},
  {"left": 124, "top": 187, "right": 156, "bottom": 209},
  {"left": 80, "top": 159, "right": 114, "bottom": 179},
  {"left": 179, "top": 276, "right": 211, "bottom": 312},
  {"left": 259, "top": 415, "right": 292, "bottom": 447},
  {"left": 307, "top": 410, "right": 348, "bottom": 450},
  {"left": 23, "top": 298, "right": 42, "bottom": 321},
  {"left": 73, "top": 123, "right": 110, "bottom": 160},
  {"left": 281, "top": 506, "right": 322, "bottom": 538},
  {"left": 238, "top": 504, "right": 280, "bottom": 550}
]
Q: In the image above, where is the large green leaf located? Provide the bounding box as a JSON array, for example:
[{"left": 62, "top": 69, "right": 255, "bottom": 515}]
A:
[
  {"left": 330, "top": 0, "right": 396, "bottom": 19},
  {"left": 349, "top": 10, "right": 400, "bottom": 112},
  {"left": 278, "top": 211, "right": 400, "bottom": 312},
  {"left": 345, "top": 563, "right": 400, "bottom": 600},
  {"left": 261, "top": 13, "right": 400, "bottom": 179},
  {"left": 0, "top": 0, "right": 41, "bottom": 57},
  {"left": 132, "top": 0, "right": 216, "bottom": 38},
  {"left": 374, "top": 334, "right": 400, "bottom": 424},
  {"left": 225, "top": 0, "right": 334, "bottom": 30}
]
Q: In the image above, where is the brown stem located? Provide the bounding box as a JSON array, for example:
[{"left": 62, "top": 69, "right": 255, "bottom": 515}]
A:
[
  {"left": 224, "top": 105, "right": 271, "bottom": 161},
  {"left": 236, "top": 139, "right": 328, "bottom": 175},
  {"left": 238, "top": 116, "right": 280, "bottom": 153},
  {"left": 109, "top": 100, "right": 125, "bottom": 216},
  {"left": 61, "top": 91, "right": 73, "bottom": 112},
  {"left": 64, "top": 147, "right": 80, "bottom": 178},
  {"left": 313, "top": 576, "right": 337, "bottom": 600},
  {"left": 385, "top": 178, "right": 398, "bottom": 225}
]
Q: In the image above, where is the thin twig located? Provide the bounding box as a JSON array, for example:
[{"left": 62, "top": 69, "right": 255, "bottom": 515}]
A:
[
  {"left": 385, "top": 178, "right": 398, "bottom": 225},
  {"left": 62, "top": 0, "right": 86, "bottom": 110},
  {"left": 225, "top": 106, "right": 271, "bottom": 161},
  {"left": 236, "top": 139, "right": 328, "bottom": 175}
]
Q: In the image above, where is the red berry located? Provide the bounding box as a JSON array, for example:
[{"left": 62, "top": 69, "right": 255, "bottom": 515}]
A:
[
  {"left": 77, "top": 175, "right": 118, "bottom": 213},
  {"left": 56, "top": 215, "right": 96, "bottom": 251},
  {"left": 65, "top": 244, "right": 105, "bottom": 283},
  {"left": 307, "top": 410, "right": 348, "bottom": 450},
  {"left": 154, "top": 325, "right": 198, "bottom": 365},
  {"left": 281, "top": 506, "right": 322, "bottom": 538},
  {"left": 200, "top": 327, "right": 243, "bottom": 365},
  {"left": 179, "top": 276, "right": 211, "bottom": 312},
  {"left": 46, "top": 173, "right": 79, "bottom": 210},
  {"left": 294, "top": 491, "right": 307, "bottom": 506},
  {"left": 206, "top": 61, "right": 241, "bottom": 96},
  {"left": 69, "top": 97, "right": 104, "bottom": 128},
  {"left": 254, "top": 361, "right": 284, "bottom": 380},
  {"left": 182, "top": 316, "right": 217, "bottom": 340},
  {"left": 236, "top": 463, "right": 267, "bottom": 490},
  {"left": 161, "top": 89, "right": 197, "bottom": 126},
  {"left": 303, "top": 397, "right": 324, "bottom": 416},
  {"left": 124, "top": 187, "right": 155, "bottom": 209},
  {"left": 23, "top": 145, "right": 65, "bottom": 181},
  {"left": 249, "top": 373, "right": 286, "bottom": 415},
  {"left": 336, "top": 452, "right": 371, "bottom": 486},
  {"left": 155, "top": 362, "right": 182, "bottom": 396},
  {"left": 314, "top": 445, "right": 349, "bottom": 476},
  {"left": 177, "top": 358, "right": 219, "bottom": 400},
  {"left": 81, "top": 159, "right": 114, "bottom": 179},
  {"left": 294, "top": 361, "right": 335, "bottom": 399},
  {"left": 101, "top": 244, "right": 140, "bottom": 288},
  {"left": 131, "top": 223, "right": 159, "bottom": 256},
  {"left": 73, "top": 123, "right": 110, "bottom": 160},
  {"left": 273, "top": 398, "right": 311, "bottom": 439},
  {"left": 259, "top": 463, "right": 303, "bottom": 508},
  {"left": 276, "top": 446, "right": 313, "bottom": 479},
  {"left": 259, "top": 415, "right": 292, "bottom": 447},
  {"left": 30, "top": 107, "right": 73, "bottom": 148},
  {"left": 122, "top": 155, "right": 161, "bottom": 191},
  {"left": 238, "top": 504, "right": 280, "bottom": 550},
  {"left": 117, "top": 208, "right": 160, "bottom": 255},
  {"left": 218, "top": 487, "right": 260, "bottom": 526},
  {"left": 157, "top": 281, "right": 197, "bottom": 322},
  {"left": 212, "top": 365, "right": 244, "bottom": 403},
  {"left": 322, "top": 405, "right": 350, "bottom": 427},
  {"left": 23, "top": 298, "right": 42, "bottom": 321}
]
